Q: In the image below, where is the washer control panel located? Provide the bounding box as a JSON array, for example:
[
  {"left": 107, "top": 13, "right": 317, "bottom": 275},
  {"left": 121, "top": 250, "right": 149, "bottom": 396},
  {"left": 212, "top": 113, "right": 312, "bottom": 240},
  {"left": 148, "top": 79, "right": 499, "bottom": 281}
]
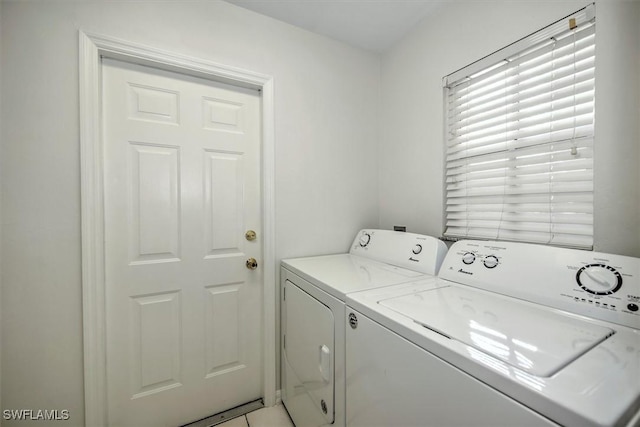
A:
[
  {"left": 350, "top": 229, "right": 448, "bottom": 276},
  {"left": 439, "top": 240, "right": 640, "bottom": 329}
]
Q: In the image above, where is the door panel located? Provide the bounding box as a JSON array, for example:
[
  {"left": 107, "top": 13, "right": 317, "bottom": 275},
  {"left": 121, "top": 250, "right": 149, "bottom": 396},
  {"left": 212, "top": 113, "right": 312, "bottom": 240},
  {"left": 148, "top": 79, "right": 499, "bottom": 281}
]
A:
[
  {"left": 103, "top": 58, "right": 262, "bottom": 427},
  {"left": 204, "top": 150, "right": 244, "bottom": 257},
  {"left": 130, "top": 143, "right": 180, "bottom": 263},
  {"left": 205, "top": 283, "right": 244, "bottom": 376},
  {"left": 130, "top": 291, "right": 182, "bottom": 398}
]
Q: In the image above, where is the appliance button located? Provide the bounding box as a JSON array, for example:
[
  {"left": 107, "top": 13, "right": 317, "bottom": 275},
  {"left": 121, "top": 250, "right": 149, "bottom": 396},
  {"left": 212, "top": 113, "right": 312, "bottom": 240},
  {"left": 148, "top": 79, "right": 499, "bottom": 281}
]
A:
[
  {"left": 349, "top": 313, "right": 358, "bottom": 329},
  {"left": 628, "top": 303, "right": 639, "bottom": 312}
]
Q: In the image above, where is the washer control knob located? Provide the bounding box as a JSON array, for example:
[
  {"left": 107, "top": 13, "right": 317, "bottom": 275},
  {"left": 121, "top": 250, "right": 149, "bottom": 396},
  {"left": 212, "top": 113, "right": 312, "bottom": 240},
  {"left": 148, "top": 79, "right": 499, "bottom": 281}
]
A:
[
  {"left": 483, "top": 255, "right": 499, "bottom": 269},
  {"left": 412, "top": 244, "right": 423, "bottom": 255},
  {"left": 576, "top": 264, "right": 623, "bottom": 295},
  {"left": 628, "top": 303, "right": 639, "bottom": 312},
  {"left": 359, "top": 233, "right": 371, "bottom": 248},
  {"left": 462, "top": 252, "right": 476, "bottom": 265}
]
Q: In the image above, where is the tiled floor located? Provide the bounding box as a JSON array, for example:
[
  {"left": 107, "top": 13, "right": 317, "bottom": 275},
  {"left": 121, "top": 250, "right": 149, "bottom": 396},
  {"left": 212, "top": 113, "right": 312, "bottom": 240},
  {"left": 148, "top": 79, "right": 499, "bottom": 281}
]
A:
[{"left": 218, "top": 404, "right": 294, "bottom": 427}]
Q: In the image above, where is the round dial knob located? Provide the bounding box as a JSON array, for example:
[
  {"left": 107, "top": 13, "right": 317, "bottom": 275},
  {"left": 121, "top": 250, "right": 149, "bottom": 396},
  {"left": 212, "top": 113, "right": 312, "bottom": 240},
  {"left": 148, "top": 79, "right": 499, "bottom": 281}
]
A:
[
  {"left": 412, "top": 244, "right": 423, "bottom": 255},
  {"left": 359, "top": 233, "right": 371, "bottom": 247},
  {"left": 483, "top": 255, "right": 499, "bottom": 269},
  {"left": 462, "top": 252, "right": 476, "bottom": 265},
  {"left": 576, "top": 264, "right": 623, "bottom": 295}
]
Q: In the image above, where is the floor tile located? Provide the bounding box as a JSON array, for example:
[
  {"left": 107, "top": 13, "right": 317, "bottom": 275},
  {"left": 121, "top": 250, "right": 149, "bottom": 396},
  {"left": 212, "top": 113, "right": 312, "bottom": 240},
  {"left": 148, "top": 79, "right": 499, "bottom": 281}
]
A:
[
  {"left": 217, "top": 415, "right": 249, "bottom": 427},
  {"left": 246, "top": 404, "right": 294, "bottom": 427}
]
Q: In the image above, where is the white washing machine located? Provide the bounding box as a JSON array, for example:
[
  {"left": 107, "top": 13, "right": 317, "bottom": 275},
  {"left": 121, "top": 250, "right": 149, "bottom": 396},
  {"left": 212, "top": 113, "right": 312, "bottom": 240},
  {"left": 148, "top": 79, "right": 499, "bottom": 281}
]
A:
[
  {"left": 346, "top": 240, "right": 640, "bottom": 427},
  {"left": 280, "top": 229, "right": 448, "bottom": 427}
]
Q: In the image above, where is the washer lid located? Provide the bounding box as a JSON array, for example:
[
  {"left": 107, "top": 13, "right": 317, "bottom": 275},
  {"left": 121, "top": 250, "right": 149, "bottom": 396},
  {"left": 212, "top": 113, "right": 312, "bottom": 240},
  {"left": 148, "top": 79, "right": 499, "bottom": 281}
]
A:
[{"left": 379, "top": 285, "right": 615, "bottom": 377}]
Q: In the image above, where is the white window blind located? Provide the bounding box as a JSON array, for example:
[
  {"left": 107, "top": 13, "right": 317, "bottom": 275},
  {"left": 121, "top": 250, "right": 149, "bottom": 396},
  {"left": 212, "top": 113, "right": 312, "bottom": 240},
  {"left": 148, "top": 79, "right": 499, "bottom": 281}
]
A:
[{"left": 443, "top": 5, "right": 595, "bottom": 249}]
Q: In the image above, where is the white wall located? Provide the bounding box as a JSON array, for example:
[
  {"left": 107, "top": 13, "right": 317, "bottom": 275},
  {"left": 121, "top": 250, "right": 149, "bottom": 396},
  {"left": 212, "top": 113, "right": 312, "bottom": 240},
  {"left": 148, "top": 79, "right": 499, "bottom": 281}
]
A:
[
  {"left": 379, "top": 0, "right": 640, "bottom": 257},
  {"left": 0, "top": 0, "right": 3, "bottom": 421},
  {"left": 592, "top": 0, "right": 640, "bottom": 256},
  {"left": 0, "top": 1, "right": 379, "bottom": 425}
]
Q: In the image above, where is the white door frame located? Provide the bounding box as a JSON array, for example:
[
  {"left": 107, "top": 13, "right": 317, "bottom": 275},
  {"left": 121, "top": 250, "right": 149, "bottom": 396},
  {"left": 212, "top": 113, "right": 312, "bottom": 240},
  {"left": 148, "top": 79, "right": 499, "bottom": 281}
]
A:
[{"left": 79, "top": 30, "right": 276, "bottom": 427}]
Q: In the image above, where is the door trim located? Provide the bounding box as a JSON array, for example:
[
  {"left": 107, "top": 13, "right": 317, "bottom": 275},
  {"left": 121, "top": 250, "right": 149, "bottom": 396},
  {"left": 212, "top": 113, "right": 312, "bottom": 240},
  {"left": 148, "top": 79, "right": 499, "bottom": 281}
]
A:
[{"left": 79, "top": 30, "right": 276, "bottom": 427}]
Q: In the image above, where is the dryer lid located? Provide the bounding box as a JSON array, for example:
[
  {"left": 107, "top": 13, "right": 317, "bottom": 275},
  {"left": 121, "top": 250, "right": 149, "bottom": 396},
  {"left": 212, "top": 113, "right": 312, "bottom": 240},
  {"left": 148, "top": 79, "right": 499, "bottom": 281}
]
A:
[
  {"left": 379, "top": 285, "right": 615, "bottom": 377},
  {"left": 283, "top": 254, "right": 423, "bottom": 300}
]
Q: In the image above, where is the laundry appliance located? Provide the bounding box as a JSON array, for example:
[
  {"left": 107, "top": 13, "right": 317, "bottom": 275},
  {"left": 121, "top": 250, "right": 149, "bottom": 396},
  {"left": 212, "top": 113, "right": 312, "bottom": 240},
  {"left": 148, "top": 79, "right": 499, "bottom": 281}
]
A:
[
  {"left": 346, "top": 240, "right": 640, "bottom": 427},
  {"left": 280, "top": 229, "right": 448, "bottom": 427}
]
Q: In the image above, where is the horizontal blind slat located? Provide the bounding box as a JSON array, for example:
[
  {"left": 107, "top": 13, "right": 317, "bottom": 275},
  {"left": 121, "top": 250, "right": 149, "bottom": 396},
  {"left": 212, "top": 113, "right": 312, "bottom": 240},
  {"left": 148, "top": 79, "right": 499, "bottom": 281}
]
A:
[
  {"left": 446, "top": 158, "right": 593, "bottom": 181},
  {"left": 446, "top": 202, "right": 594, "bottom": 214},
  {"left": 446, "top": 170, "right": 593, "bottom": 190},
  {"left": 446, "top": 212, "right": 593, "bottom": 224},
  {"left": 446, "top": 150, "right": 593, "bottom": 176},
  {"left": 445, "top": 220, "right": 593, "bottom": 234},
  {"left": 446, "top": 193, "right": 593, "bottom": 205},
  {"left": 443, "top": 227, "right": 593, "bottom": 248},
  {"left": 447, "top": 181, "right": 593, "bottom": 198},
  {"left": 446, "top": 139, "right": 593, "bottom": 170}
]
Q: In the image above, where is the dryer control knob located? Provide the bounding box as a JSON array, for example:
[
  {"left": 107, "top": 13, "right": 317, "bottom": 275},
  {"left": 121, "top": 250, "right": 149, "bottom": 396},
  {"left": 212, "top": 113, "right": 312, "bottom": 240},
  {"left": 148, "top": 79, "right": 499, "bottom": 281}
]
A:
[
  {"left": 412, "top": 244, "right": 423, "bottom": 255},
  {"left": 359, "top": 233, "right": 371, "bottom": 247}
]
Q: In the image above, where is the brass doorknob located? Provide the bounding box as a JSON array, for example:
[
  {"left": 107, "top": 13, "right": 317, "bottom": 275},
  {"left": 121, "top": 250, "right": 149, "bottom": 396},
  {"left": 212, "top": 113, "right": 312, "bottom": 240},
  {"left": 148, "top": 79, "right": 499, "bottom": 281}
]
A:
[
  {"left": 245, "top": 230, "right": 257, "bottom": 241},
  {"left": 246, "top": 258, "right": 258, "bottom": 270}
]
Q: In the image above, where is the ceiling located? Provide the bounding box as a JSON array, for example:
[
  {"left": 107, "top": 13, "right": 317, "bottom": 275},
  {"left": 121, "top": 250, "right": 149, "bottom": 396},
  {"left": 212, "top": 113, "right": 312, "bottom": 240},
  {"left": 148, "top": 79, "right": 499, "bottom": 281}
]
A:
[{"left": 224, "top": 0, "right": 443, "bottom": 53}]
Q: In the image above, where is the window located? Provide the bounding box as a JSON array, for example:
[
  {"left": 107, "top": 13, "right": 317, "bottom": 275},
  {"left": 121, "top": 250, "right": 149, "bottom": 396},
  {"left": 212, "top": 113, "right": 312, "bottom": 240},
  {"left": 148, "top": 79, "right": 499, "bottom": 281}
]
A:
[{"left": 443, "top": 5, "right": 596, "bottom": 249}]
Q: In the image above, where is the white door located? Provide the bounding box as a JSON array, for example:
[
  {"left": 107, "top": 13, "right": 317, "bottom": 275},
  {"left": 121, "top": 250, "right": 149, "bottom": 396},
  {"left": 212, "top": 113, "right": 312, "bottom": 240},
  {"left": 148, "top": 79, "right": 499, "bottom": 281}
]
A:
[{"left": 102, "top": 58, "right": 262, "bottom": 427}]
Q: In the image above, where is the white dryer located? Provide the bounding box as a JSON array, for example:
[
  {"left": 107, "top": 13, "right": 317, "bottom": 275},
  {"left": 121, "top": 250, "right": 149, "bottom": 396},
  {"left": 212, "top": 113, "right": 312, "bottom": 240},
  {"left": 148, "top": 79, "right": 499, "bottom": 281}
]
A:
[
  {"left": 280, "top": 229, "right": 447, "bottom": 427},
  {"left": 346, "top": 240, "right": 640, "bottom": 427}
]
